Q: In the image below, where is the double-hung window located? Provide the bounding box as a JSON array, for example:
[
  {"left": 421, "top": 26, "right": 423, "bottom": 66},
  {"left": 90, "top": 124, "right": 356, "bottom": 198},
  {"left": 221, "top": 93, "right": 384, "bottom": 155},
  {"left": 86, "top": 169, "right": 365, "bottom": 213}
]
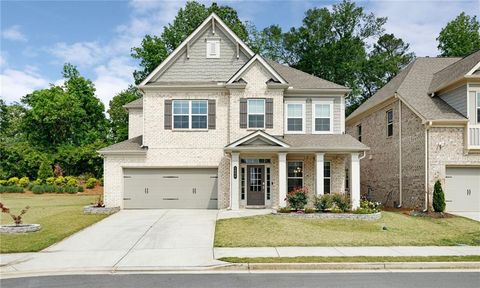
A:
[
  {"left": 172, "top": 100, "right": 208, "bottom": 129},
  {"left": 247, "top": 99, "right": 265, "bottom": 128},
  {"left": 386, "top": 109, "right": 393, "bottom": 137},
  {"left": 285, "top": 102, "right": 305, "bottom": 133},
  {"left": 313, "top": 101, "right": 333, "bottom": 133},
  {"left": 287, "top": 161, "right": 303, "bottom": 192}
]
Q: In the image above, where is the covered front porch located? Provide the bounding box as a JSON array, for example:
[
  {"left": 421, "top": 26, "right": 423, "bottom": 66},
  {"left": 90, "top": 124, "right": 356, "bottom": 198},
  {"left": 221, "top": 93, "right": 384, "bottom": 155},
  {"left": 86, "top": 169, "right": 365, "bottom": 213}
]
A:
[{"left": 224, "top": 131, "right": 368, "bottom": 210}]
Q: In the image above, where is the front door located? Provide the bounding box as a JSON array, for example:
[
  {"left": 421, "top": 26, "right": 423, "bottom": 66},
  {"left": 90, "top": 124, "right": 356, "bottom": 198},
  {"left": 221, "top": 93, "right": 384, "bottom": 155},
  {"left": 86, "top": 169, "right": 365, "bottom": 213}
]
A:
[{"left": 247, "top": 165, "right": 265, "bottom": 205}]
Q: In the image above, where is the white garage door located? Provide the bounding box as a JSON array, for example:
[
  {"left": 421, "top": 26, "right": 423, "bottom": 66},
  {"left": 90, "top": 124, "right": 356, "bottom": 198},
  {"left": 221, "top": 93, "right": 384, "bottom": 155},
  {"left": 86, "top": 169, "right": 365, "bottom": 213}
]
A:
[
  {"left": 123, "top": 168, "right": 218, "bottom": 209},
  {"left": 445, "top": 167, "right": 480, "bottom": 212}
]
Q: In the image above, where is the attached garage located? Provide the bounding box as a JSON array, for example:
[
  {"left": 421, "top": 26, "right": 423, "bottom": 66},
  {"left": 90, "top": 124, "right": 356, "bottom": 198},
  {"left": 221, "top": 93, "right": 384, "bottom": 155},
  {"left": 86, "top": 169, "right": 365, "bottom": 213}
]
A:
[
  {"left": 123, "top": 168, "right": 218, "bottom": 209},
  {"left": 444, "top": 167, "right": 480, "bottom": 212}
]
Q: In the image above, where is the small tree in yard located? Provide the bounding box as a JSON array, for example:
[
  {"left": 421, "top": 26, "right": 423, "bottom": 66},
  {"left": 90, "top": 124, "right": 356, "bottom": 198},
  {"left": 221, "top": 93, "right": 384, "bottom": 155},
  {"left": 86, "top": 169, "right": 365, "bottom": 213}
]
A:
[
  {"left": 433, "top": 180, "right": 446, "bottom": 213},
  {"left": 37, "top": 161, "right": 53, "bottom": 180},
  {"left": 0, "top": 202, "right": 30, "bottom": 226}
]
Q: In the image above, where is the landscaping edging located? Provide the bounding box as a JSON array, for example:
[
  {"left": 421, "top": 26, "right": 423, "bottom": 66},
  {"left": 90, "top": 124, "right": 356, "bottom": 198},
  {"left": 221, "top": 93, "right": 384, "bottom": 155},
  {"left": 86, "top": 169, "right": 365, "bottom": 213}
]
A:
[
  {"left": 272, "top": 211, "right": 382, "bottom": 221},
  {"left": 83, "top": 205, "right": 120, "bottom": 214},
  {"left": 0, "top": 224, "right": 41, "bottom": 234}
]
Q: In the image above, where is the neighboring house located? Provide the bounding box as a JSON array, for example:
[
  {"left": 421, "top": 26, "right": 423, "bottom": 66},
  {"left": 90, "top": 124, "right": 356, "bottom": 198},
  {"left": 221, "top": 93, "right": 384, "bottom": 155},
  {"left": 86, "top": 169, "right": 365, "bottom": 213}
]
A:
[
  {"left": 98, "top": 13, "right": 368, "bottom": 210},
  {"left": 346, "top": 51, "right": 480, "bottom": 213}
]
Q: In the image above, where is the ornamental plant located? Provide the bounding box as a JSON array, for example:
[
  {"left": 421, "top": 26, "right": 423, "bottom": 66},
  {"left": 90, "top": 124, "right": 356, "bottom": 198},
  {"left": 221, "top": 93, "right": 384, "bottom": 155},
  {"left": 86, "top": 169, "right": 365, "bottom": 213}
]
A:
[
  {"left": 315, "top": 194, "right": 333, "bottom": 212},
  {"left": 433, "top": 180, "right": 446, "bottom": 212},
  {"left": 18, "top": 177, "right": 30, "bottom": 188},
  {"left": 86, "top": 177, "right": 97, "bottom": 189},
  {"left": 286, "top": 187, "right": 309, "bottom": 210},
  {"left": 7, "top": 177, "right": 19, "bottom": 186},
  {"left": 37, "top": 162, "right": 53, "bottom": 180},
  {"left": 0, "top": 202, "right": 30, "bottom": 226},
  {"left": 332, "top": 193, "right": 351, "bottom": 212}
]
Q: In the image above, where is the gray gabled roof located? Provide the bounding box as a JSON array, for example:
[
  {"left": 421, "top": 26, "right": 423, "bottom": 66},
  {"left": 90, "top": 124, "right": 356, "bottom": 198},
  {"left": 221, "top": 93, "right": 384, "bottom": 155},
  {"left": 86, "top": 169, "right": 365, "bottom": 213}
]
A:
[
  {"left": 123, "top": 98, "right": 143, "bottom": 109},
  {"left": 429, "top": 50, "right": 480, "bottom": 93},
  {"left": 266, "top": 60, "right": 348, "bottom": 90},
  {"left": 347, "top": 57, "right": 466, "bottom": 122},
  {"left": 98, "top": 135, "right": 146, "bottom": 154}
]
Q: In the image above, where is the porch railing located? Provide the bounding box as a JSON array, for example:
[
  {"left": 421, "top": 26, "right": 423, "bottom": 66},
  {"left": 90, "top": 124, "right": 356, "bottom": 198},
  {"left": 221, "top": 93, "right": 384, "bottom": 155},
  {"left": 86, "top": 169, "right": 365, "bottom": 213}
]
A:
[{"left": 468, "top": 124, "right": 480, "bottom": 149}]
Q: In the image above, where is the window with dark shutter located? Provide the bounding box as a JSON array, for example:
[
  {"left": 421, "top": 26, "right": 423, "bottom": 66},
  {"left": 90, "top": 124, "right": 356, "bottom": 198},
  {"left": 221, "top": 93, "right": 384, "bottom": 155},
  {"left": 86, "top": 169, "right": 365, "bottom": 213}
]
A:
[
  {"left": 208, "top": 99, "right": 216, "bottom": 129},
  {"left": 266, "top": 98, "right": 273, "bottom": 129},
  {"left": 164, "top": 100, "right": 172, "bottom": 130},
  {"left": 240, "top": 98, "right": 247, "bottom": 128}
]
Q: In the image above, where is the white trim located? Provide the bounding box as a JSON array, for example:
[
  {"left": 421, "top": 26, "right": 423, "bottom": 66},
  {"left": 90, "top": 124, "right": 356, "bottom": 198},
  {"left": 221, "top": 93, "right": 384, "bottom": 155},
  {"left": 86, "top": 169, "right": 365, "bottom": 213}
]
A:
[
  {"left": 466, "top": 61, "right": 480, "bottom": 76},
  {"left": 284, "top": 101, "right": 306, "bottom": 134},
  {"left": 247, "top": 99, "right": 266, "bottom": 129},
  {"left": 278, "top": 153, "right": 287, "bottom": 207},
  {"left": 476, "top": 92, "right": 480, "bottom": 124},
  {"left": 312, "top": 100, "right": 333, "bottom": 134},
  {"left": 315, "top": 153, "right": 324, "bottom": 196},
  {"left": 226, "top": 130, "right": 290, "bottom": 148},
  {"left": 139, "top": 13, "right": 254, "bottom": 87},
  {"left": 227, "top": 54, "right": 288, "bottom": 84},
  {"left": 206, "top": 39, "right": 220, "bottom": 58}
]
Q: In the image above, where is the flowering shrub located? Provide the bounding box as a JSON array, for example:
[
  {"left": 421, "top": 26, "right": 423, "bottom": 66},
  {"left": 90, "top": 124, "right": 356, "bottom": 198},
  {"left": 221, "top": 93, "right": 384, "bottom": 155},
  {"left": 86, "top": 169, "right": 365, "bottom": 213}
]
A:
[
  {"left": 353, "top": 198, "right": 381, "bottom": 214},
  {"left": 332, "top": 193, "right": 351, "bottom": 212},
  {"left": 286, "top": 187, "right": 309, "bottom": 210},
  {"left": 315, "top": 194, "right": 334, "bottom": 212}
]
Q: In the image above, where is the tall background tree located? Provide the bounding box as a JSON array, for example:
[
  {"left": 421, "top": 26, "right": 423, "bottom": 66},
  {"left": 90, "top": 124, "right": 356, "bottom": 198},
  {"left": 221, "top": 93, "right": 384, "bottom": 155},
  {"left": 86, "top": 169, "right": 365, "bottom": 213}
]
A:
[
  {"left": 108, "top": 86, "right": 142, "bottom": 143},
  {"left": 131, "top": 1, "right": 248, "bottom": 84},
  {"left": 437, "top": 12, "right": 480, "bottom": 57}
]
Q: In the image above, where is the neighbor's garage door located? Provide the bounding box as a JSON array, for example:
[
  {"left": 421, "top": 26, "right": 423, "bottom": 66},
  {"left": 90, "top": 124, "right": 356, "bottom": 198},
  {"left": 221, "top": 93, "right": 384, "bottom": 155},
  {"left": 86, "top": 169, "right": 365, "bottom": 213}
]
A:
[
  {"left": 123, "top": 168, "right": 218, "bottom": 209},
  {"left": 445, "top": 167, "right": 480, "bottom": 212}
]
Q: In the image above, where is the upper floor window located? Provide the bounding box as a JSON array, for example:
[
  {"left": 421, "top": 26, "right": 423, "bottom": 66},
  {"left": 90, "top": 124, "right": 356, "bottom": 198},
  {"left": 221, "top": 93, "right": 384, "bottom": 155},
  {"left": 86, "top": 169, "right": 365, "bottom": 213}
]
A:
[
  {"left": 285, "top": 102, "right": 305, "bottom": 133},
  {"left": 247, "top": 99, "right": 265, "bottom": 129},
  {"left": 357, "top": 124, "right": 362, "bottom": 142},
  {"left": 173, "top": 100, "right": 208, "bottom": 129},
  {"left": 313, "top": 101, "right": 333, "bottom": 133},
  {"left": 386, "top": 109, "right": 393, "bottom": 137},
  {"left": 206, "top": 39, "right": 220, "bottom": 58}
]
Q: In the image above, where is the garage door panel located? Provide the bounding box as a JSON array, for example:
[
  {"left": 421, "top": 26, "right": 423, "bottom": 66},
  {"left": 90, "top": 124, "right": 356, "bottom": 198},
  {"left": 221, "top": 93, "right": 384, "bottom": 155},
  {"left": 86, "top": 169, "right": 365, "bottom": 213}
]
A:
[
  {"left": 123, "top": 168, "right": 218, "bottom": 209},
  {"left": 445, "top": 167, "right": 480, "bottom": 212}
]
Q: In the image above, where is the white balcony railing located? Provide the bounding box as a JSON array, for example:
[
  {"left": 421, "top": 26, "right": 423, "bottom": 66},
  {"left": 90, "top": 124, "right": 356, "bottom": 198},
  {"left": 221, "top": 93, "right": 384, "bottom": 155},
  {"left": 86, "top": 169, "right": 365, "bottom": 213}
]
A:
[{"left": 468, "top": 124, "right": 480, "bottom": 148}]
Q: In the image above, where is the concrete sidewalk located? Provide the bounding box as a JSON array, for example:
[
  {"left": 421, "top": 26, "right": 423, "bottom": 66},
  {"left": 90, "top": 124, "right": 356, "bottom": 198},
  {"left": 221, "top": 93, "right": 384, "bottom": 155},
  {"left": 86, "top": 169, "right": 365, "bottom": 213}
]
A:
[{"left": 214, "top": 246, "right": 480, "bottom": 259}]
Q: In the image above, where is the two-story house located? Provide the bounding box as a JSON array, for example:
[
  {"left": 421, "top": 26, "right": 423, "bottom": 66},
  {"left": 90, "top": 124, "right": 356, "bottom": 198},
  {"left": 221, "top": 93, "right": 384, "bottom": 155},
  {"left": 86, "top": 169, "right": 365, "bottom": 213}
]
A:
[
  {"left": 346, "top": 52, "right": 480, "bottom": 214},
  {"left": 99, "top": 13, "right": 368, "bottom": 210}
]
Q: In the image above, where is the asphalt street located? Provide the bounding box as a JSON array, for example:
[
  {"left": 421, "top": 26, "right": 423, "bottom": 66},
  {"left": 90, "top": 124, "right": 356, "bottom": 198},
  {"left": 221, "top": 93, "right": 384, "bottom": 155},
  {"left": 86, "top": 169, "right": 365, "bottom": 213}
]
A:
[{"left": 2, "top": 272, "right": 479, "bottom": 288}]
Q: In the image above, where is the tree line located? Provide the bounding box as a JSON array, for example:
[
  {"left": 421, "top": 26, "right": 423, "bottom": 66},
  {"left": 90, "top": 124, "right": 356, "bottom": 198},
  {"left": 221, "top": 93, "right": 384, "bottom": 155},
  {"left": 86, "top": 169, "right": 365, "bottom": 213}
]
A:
[{"left": 1, "top": 0, "right": 479, "bottom": 179}]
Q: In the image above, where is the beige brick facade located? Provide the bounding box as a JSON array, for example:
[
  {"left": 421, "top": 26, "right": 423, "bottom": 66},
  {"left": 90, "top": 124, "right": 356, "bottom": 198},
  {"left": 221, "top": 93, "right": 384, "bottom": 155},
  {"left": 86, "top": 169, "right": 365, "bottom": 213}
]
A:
[{"left": 128, "top": 108, "right": 143, "bottom": 139}]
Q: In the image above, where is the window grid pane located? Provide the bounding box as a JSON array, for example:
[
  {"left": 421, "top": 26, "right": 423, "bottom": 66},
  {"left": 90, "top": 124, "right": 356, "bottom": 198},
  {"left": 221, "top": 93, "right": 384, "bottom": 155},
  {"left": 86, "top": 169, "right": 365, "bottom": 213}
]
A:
[
  {"left": 315, "top": 104, "right": 330, "bottom": 118},
  {"left": 324, "top": 161, "right": 331, "bottom": 194},
  {"left": 248, "top": 115, "right": 265, "bottom": 128},
  {"left": 287, "top": 104, "right": 302, "bottom": 118},
  {"left": 287, "top": 118, "right": 303, "bottom": 131},
  {"left": 315, "top": 118, "right": 330, "bottom": 131},
  {"left": 266, "top": 167, "right": 271, "bottom": 200},
  {"left": 314, "top": 103, "right": 331, "bottom": 132}
]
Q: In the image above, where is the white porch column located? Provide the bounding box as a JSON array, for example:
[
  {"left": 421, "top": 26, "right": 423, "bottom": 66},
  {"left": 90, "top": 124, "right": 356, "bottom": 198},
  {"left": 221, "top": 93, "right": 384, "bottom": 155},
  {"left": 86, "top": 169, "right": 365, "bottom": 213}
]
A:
[
  {"left": 230, "top": 153, "right": 240, "bottom": 210},
  {"left": 350, "top": 152, "right": 361, "bottom": 209},
  {"left": 278, "top": 153, "right": 287, "bottom": 207},
  {"left": 315, "top": 153, "right": 325, "bottom": 196}
]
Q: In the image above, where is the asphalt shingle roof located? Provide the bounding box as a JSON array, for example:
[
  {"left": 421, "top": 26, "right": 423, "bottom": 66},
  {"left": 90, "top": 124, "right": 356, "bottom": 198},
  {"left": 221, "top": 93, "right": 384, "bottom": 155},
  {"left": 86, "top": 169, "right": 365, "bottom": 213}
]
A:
[
  {"left": 123, "top": 98, "right": 143, "bottom": 109},
  {"left": 98, "top": 135, "right": 146, "bottom": 154},
  {"left": 348, "top": 57, "right": 466, "bottom": 122},
  {"left": 280, "top": 134, "right": 369, "bottom": 151},
  {"left": 429, "top": 50, "right": 480, "bottom": 93},
  {"left": 266, "top": 60, "right": 347, "bottom": 90}
]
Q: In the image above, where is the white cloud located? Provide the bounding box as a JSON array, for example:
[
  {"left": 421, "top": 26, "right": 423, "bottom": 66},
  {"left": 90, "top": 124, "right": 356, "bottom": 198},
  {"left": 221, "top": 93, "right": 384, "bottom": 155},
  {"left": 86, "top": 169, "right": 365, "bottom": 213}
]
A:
[
  {"left": 92, "top": 57, "right": 136, "bottom": 105},
  {"left": 366, "top": 0, "right": 478, "bottom": 56},
  {"left": 0, "top": 55, "right": 6, "bottom": 67},
  {"left": 1, "top": 25, "right": 27, "bottom": 42},
  {"left": 49, "top": 42, "right": 104, "bottom": 67},
  {"left": 0, "top": 68, "right": 49, "bottom": 103}
]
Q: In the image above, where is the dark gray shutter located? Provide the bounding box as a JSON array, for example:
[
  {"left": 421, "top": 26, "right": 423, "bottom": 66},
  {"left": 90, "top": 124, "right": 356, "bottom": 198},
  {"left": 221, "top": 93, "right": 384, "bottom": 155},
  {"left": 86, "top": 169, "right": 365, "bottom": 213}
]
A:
[
  {"left": 208, "top": 99, "right": 216, "bottom": 129},
  {"left": 266, "top": 98, "right": 273, "bottom": 129},
  {"left": 240, "top": 98, "right": 247, "bottom": 128},
  {"left": 164, "top": 100, "right": 172, "bottom": 130}
]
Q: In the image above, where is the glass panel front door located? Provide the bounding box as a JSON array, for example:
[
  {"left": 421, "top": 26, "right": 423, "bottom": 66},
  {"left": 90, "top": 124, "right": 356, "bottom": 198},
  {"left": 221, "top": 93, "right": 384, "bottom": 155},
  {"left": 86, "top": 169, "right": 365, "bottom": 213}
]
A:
[{"left": 247, "top": 165, "right": 265, "bottom": 205}]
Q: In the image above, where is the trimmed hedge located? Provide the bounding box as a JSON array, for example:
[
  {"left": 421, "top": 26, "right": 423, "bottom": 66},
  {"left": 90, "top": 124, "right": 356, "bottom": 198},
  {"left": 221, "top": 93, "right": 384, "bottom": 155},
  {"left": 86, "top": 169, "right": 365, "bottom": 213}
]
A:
[{"left": 0, "top": 185, "right": 24, "bottom": 193}]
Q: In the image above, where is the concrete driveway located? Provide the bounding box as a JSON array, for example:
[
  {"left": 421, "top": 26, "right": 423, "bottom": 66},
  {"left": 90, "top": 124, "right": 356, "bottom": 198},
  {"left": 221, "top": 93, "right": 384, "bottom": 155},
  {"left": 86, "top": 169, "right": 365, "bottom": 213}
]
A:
[{"left": 1, "top": 210, "right": 224, "bottom": 273}]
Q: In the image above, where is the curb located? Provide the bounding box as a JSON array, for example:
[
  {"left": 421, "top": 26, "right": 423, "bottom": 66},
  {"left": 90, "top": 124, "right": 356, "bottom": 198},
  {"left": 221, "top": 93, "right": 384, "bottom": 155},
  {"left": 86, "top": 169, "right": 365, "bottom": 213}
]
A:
[
  {"left": 1, "top": 262, "right": 479, "bottom": 279},
  {"left": 213, "top": 262, "right": 480, "bottom": 271}
]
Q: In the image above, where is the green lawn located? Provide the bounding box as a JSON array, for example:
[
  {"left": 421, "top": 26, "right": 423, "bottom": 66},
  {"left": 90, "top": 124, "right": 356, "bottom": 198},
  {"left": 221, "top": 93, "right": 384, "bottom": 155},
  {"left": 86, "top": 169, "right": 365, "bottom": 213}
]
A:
[
  {"left": 215, "top": 212, "right": 480, "bottom": 247},
  {"left": 220, "top": 255, "right": 480, "bottom": 263},
  {"left": 0, "top": 194, "right": 108, "bottom": 253}
]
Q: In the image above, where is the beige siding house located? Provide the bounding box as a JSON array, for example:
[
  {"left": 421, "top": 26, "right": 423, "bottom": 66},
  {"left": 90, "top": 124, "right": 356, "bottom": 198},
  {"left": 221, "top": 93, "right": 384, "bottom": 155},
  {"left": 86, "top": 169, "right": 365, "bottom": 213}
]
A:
[
  {"left": 98, "top": 13, "right": 368, "bottom": 210},
  {"left": 346, "top": 52, "right": 480, "bottom": 213}
]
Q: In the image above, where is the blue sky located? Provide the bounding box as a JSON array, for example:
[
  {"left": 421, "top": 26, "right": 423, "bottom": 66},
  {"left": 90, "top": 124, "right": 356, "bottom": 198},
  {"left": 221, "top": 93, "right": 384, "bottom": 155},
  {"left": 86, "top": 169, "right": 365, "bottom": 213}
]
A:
[{"left": 1, "top": 0, "right": 479, "bottom": 108}]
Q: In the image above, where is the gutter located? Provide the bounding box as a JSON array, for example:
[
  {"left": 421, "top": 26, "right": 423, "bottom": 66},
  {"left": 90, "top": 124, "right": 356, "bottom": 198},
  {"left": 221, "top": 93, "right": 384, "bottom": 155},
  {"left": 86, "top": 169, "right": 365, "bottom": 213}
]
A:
[
  {"left": 398, "top": 99, "right": 403, "bottom": 208},
  {"left": 423, "top": 121, "right": 432, "bottom": 212}
]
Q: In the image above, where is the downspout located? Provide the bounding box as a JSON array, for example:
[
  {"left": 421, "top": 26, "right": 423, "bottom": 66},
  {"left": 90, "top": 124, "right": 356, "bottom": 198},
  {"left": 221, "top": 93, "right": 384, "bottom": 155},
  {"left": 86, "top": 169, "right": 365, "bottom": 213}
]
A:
[
  {"left": 398, "top": 100, "right": 403, "bottom": 208},
  {"left": 423, "top": 121, "right": 431, "bottom": 212}
]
